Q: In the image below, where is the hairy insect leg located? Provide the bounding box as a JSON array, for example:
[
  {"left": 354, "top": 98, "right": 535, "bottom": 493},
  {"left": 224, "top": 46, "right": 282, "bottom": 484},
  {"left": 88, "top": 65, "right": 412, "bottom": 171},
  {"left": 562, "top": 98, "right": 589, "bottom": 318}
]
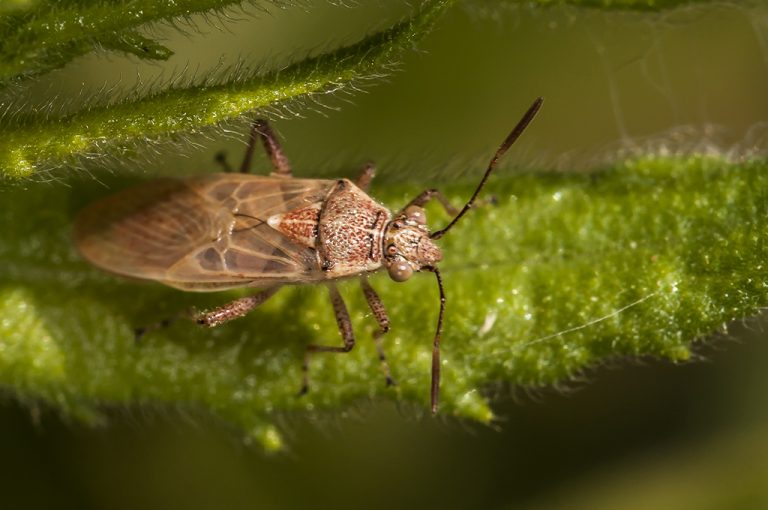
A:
[
  {"left": 360, "top": 276, "right": 396, "bottom": 387},
  {"left": 355, "top": 163, "right": 376, "bottom": 192},
  {"left": 403, "top": 189, "right": 459, "bottom": 217},
  {"left": 240, "top": 119, "right": 293, "bottom": 176},
  {"left": 136, "top": 288, "right": 280, "bottom": 341},
  {"left": 299, "top": 283, "right": 355, "bottom": 396},
  {"left": 196, "top": 287, "right": 281, "bottom": 327},
  {"left": 425, "top": 266, "right": 446, "bottom": 415}
]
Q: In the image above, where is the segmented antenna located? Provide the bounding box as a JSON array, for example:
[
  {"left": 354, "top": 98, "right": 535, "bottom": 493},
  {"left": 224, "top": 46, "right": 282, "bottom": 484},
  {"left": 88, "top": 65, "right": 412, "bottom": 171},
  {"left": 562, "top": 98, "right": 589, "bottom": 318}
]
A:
[{"left": 431, "top": 97, "right": 544, "bottom": 240}]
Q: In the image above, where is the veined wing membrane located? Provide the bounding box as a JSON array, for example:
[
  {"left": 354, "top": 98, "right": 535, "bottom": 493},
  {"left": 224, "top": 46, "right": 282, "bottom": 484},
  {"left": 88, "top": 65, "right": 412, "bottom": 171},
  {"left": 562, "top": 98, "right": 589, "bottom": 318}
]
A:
[{"left": 74, "top": 175, "right": 335, "bottom": 290}]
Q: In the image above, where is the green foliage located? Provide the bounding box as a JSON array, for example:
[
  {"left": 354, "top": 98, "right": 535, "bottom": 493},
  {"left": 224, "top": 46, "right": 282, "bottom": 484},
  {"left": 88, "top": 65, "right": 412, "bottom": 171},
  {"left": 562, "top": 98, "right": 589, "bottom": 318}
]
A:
[
  {"left": 0, "top": 0, "right": 258, "bottom": 83},
  {"left": 0, "top": 0, "right": 762, "bottom": 451},
  {"left": 0, "top": 0, "right": 453, "bottom": 180},
  {"left": 1, "top": 155, "right": 766, "bottom": 449},
  {"left": 0, "top": 0, "right": 723, "bottom": 180}
]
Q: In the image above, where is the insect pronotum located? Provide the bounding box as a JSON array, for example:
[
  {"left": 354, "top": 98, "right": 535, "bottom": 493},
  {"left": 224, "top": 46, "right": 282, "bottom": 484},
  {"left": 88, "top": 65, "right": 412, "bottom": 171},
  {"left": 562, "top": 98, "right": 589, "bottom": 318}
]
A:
[{"left": 74, "top": 98, "right": 543, "bottom": 414}]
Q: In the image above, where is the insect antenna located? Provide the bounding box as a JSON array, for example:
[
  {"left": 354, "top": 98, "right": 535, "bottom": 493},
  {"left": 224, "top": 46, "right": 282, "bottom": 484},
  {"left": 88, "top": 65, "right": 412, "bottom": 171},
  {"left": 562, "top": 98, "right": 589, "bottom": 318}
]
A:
[{"left": 431, "top": 97, "right": 543, "bottom": 240}]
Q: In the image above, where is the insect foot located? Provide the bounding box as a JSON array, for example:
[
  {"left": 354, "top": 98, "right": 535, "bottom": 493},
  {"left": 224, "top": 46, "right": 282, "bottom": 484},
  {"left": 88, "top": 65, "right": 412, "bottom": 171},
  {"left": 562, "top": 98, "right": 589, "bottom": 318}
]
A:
[
  {"left": 73, "top": 99, "right": 543, "bottom": 415},
  {"left": 133, "top": 317, "right": 178, "bottom": 343},
  {"left": 134, "top": 327, "right": 147, "bottom": 343}
]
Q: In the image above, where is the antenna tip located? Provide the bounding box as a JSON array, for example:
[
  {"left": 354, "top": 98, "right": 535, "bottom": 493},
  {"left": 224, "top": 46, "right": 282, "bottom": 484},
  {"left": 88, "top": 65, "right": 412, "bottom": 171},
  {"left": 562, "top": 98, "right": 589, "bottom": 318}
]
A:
[{"left": 529, "top": 96, "right": 544, "bottom": 114}]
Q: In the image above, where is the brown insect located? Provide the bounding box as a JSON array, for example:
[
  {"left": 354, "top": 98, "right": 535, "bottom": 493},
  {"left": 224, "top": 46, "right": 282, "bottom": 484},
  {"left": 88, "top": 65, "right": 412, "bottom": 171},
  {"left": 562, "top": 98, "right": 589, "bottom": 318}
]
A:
[{"left": 74, "top": 98, "right": 543, "bottom": 414}]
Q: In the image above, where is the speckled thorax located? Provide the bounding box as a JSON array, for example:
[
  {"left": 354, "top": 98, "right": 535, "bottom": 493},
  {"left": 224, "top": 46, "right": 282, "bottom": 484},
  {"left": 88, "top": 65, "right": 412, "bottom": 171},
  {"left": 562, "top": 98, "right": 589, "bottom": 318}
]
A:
[{"left": 267, "top": 179, "right": 391, "bottom": 278}]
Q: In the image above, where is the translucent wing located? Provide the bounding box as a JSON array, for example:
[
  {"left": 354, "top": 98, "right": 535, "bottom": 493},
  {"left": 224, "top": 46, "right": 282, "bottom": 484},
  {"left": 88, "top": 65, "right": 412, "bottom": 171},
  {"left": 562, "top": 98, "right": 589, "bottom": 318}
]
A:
[{"left": 74, "top": 174, "right": 335, "bottom": 291}]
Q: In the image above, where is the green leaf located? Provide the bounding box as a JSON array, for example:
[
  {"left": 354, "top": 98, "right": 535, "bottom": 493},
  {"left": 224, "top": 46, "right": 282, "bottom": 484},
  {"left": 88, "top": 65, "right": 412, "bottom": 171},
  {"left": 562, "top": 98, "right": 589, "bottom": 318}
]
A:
[
  {"left": 0, "top": 0, "right": 453, "bottom": 180},
  {"left": 0, "top": 0, "right": 265, "bottom": 83},
  {"left": 1, "top": 154, "right": 765, "bottom": 450}
]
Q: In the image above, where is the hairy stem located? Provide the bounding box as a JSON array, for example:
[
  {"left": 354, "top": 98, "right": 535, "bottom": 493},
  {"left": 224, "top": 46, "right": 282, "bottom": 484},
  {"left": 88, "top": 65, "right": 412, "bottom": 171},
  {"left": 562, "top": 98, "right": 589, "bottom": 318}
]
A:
[{"left": 0, "top": 0, "right": 453, "bottom": 180}]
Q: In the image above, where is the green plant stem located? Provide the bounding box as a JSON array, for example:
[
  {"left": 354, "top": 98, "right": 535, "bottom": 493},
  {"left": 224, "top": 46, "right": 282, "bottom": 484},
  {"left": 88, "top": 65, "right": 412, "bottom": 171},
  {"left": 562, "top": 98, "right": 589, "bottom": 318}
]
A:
[
  {"left": 0, "top": 0, "right": 453, "bottom": 180},
  {"left": 1, "top": 155, "right": 765, "bottom": 450}
]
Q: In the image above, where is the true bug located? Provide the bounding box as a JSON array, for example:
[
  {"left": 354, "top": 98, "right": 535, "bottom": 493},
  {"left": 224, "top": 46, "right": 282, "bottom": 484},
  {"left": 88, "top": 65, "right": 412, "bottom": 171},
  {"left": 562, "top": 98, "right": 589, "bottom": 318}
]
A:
[{"left": 74, "top": 98, "right": 543, "bottom": 414}]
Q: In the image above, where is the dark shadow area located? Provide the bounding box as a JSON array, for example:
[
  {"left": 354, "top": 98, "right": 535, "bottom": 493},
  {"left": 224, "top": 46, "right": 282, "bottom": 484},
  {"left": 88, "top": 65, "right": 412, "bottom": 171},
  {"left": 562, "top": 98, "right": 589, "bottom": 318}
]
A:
[{"left": 1, "top": 317, "right": 765, "bottom": 510}]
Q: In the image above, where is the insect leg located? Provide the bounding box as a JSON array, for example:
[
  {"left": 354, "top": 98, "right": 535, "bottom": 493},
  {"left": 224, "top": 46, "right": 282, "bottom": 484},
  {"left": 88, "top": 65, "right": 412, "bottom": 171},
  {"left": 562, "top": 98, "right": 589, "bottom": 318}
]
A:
[
  {"left": 424, "top": 266, "right": 446, "bottom": 415},
  {"left": 196, "top": 287, "right": 281, "bottom": 327},
  {"left": 355, "top": 162, "right": 376, "bottom": 192},
  {"left": 240, "top": 119, "right": 293, "bottom": 176},
  {"left": 213, "top": 151, "right": 234, "bottom": 173},
  {"left": 360, "top": 276, "right": 396, "bottom": 387},
  {"left": 134, "top": 313, "right": 188, "bottom": 342},
  {"left": 402, "top": 189, "right": 459, "bottom": 216},
  {"left": 299, "top": 283, "right": 355, "bottom": 396}
]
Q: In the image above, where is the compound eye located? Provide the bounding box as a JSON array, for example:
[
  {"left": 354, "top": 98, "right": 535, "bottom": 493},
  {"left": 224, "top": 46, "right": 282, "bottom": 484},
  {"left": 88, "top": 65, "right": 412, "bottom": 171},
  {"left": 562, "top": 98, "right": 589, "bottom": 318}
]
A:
[
  {"left": 386, "top": 244, "right": 398, "bottom": 257},
  {"left": 388, "top": 262, "right": 413, "bottom": 282},
  {"left": 404, "top": 205, "right": 426, "bottom": 225}
]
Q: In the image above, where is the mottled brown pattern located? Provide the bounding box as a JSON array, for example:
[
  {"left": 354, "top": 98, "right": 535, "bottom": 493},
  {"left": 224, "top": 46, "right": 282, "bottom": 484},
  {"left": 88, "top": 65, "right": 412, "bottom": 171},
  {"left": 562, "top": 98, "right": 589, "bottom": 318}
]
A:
[
  {"left": 196, "top": 287, "right": 281, "bottom": 327},
  {"left": 81, "top": 100, "right": 544, "bottom": 416},
  {"left": 317, "top": 180, "right": 391, "bottom": 277},
  {"left": 384, "top": 220, "right": 442, "bottom": 273},
  {"left": 267, "top": 202, "right": 322, "bottom": 248},
  {"left": 74, "top": 174, "right": 337, "bottom": 291}
]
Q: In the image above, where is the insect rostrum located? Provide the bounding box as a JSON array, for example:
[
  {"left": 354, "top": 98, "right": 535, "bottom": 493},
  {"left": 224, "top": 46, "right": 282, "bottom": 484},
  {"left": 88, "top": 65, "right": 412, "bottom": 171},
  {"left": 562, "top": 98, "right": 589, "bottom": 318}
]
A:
[{"left": 74, "top": 99, "right": 543, "bottom": 414}]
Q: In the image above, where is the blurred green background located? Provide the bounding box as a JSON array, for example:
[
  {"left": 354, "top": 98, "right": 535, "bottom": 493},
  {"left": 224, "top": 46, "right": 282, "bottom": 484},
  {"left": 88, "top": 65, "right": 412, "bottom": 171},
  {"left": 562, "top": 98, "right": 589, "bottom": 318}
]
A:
[{"left": 3, "top": 1, "right": 768, "bottom": 508}]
